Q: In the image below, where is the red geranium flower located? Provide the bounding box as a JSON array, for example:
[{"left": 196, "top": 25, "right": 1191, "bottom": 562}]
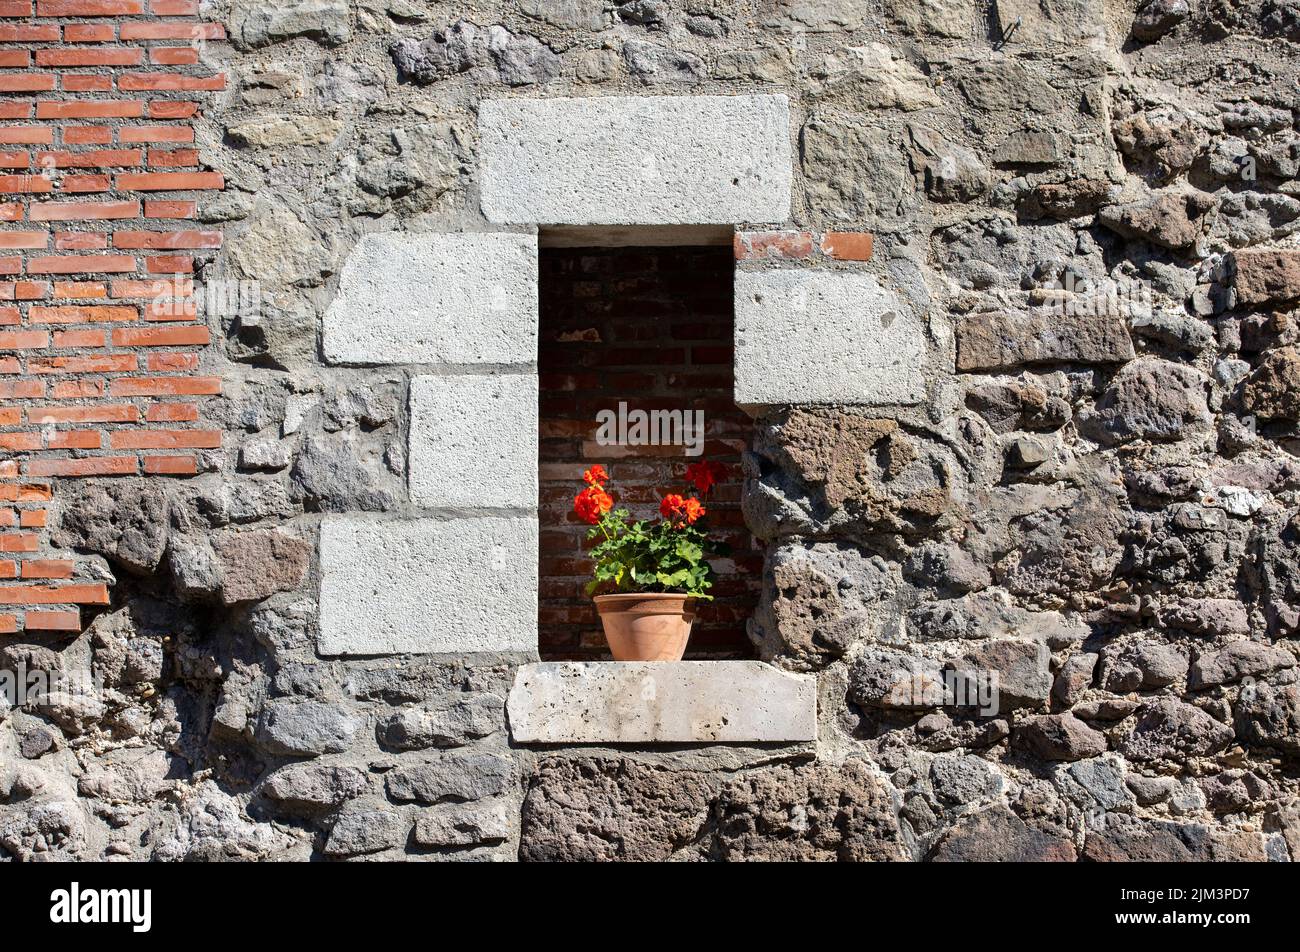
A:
[
  {"left": 574, "top": 486, "right": 613, "bottom": 525},
  {"left": 685, "top": 460, "right": 728, "bottom": 494},
  {"left": 583, "top": 465, "right": 609, "bottom": 487},
  {"left": 660, "top": 493, "right": 705, "bottom": 526}
]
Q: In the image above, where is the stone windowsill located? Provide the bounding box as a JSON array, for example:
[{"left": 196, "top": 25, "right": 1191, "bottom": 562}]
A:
[{"left": 507, "top": 661, "right": 816, "bottom": 745}]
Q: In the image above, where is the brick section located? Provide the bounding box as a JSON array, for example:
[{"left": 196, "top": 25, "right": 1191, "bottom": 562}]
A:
[
  {"left": 538, "top": 246, "right": 758, "bottom": 661},
  {"left": 0, "top": 4, "right": 224, "bottom": 636},
  {"left": 734, "top": 229, "right": 875, "bottom": 263}
]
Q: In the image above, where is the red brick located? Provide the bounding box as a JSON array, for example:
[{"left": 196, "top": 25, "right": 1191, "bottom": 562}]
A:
[
  {"left": 62, "top": 126, "right": 113, "bottom": 145},
  {"left": 113, "top": 229, "right": 219, "bottom": 249},
  {"left": 51, "top": 328, "right": 105, "bottom": 346},
  {"left": 0, "top": 126, "right": 53, "bottom": 145},
  {"left": 36, "top": 48, "right": 144, "bottom": 67},
  {"left": 151, "top": 0, "right": 197, "bottom": 11},
  {"left": 0, "top": 24, "right": 58, "bottom": 42},
  {"left": 0, "top": 581, "right": 110, "bottom": 604},
  {"left": 147, "top": 148, "right": 199, "bottom": 168},
  {"left": 19, "top": 509, "right": 46, "bottom": 528},
  {"left": 0, "top": 74, "right": 56, "bottom": 93},
  {"left": 119, "top": 125, "right": 193, "bottom": 143},
  {"left": 36, "top": 149, "right": 141, "bottom": 169},
  {"left": 116, "top": 171, "right": 222, "bottom": 191},
  {"left": 0, "top": 202, "right": 20, "bottom": 219},
  {"left": 0, "top": 1, "right": 31, "bottom": 15},
  {"left": 27, "top": 255, "right": 136, "bottom": 274},
  {"left": 147, "top": 101, "right": 196, "bottom": 120},
  {"left": 120, "top": 22, "right": 225, "bottom": 40},
  {"left": 0, "top": 612, "right": 15, "bottom": 633},
  {"left": 0, "top": 51, "right": 30, "bottom": 68},
  {"left": 21, "top": 560, "right": 75, "bottom": 580},
  {"left": 145, "top": 351, "right": 196, "bottom": 371},
  {"left": 25, "top": 456, "right": 135, "bottom": 477},
  {"left": 0, "top": 231, "right": 47, "bottom": 249},
  {"left": 143, "top": 453, "right": 195, "bottom": 474},
  {"left": 54, "top": 231, "right": 107, "bottom": 251},
  {"left": 23, "top": 610, "right": 81, "bottom": 631},
  {"left": 145, "top": 401, "right": 195, "bottom": 421},
  {"left": 28, "top": 403, "right": 135, "bottom": 424},
  {"left": 118, "top": 73, "right": 226, "bottom": 92},
  {"left": 820, "top": 231, "right": 875, "bottom": 261},
  {"left": 149, "top": 47, "right": 200, "bottom": 66},
  {"left": 112, "top": 325, "right": 207, "bottom": 346},
  {"left": 0, "top": 329, "right": 48, "bottom": 349},
  {"left": 36, "top": 101, "right": 144, "bottom": 120},
  {"left": 60, "top": 174, "right": 111, "bottom": 193},
  {"left": 144, "top": 254, "right": 190, "bottom": 273},
  {"left": 0, "top": 174, "right": 53, "bottom": 193},
  {"left": 50, "top": 379, "right": 101, "bottom": 398},
  {"left": 61, "top": 75, "right": 114, "bottom": 93},
  {"left": 110, "top": 428, "right": 219, "bottom": 449},
  {"left": 62, "top": 24, "right": 115, "bottom": 42},
  {"left": 52, "top": 280, "right": 105, "bottom": 298},
  {"left": 2, "top": 432, "right": 52, "bottom": 451},
  {"left": 30, "top": 354, "right": 136, "bottom": 373},
  {"left": 144, "top": 199, "right": 194, "bottom": 218},
  {"left": 31, "top": 305, "right": 137, "bottom": 323},
  {"left": 109, "top": 374, "right": 219, "bottom": 396},
  {"left": 0, "top": 533, "right": 37, "bottom": 552},
  {"left": 37, "top": 0, "right": 143, "bottom": 13},
  {"left": 30, "top": 199, "right": 138, "bottom": 221},
  {"left": 48, "top": 430, "right": 102, "bottom": 449}
]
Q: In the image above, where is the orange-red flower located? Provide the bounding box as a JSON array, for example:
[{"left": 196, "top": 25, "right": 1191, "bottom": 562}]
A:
[
  {"left": 685, "top": 461, "right": 728, "bottom": 494},
  {"left": 660, "top": 493, "right": 705, "bottom": 526},
  {"left": 574, "top": 486, "right": 613, "bottom": 525},
  {"left": 583, "top": 465, "right": 609, "bottom": 487}
]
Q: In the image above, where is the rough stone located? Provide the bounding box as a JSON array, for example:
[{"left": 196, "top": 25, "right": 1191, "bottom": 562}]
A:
[
  {"left": 929, "top": 805, "right": 1077, "bottom": 861},
  {"left": 1244, "top": 347, "right": 1300, "bottom": 422},
  {"left": 211, "top": 529, "right": 310, "bottom": 605},
  {"left": 1082, "top": 358, "right": 1212, "bottom": 446},
  {"left": 1117, "top": 698, "right": 1236, "bottom": 761},
  {"left": 1232, "top": 248, "right": 1300, "bottom": 307},
  {"left": 260, "top": 764, "right": 371, "bottom": 812},
  {"left": 1190, "top": 642, "right": 1295, "bottom": 689},
  {"left": 256, "top": 700, "right": 361, "bottom": 757},
  {"left": 376, "top": 694, "right": 502, "bottom": 751},
  {"left": 1016, "top": 712, "right": 1108, "bottom": 761},
  {"left": 385, "top": 752, "right": 515, "bottom": 804},
  {"left": 412, "top": 800, "right": 512, "bottom": 848},
  {"left": 956, "top": 308, "right": 1134, "bottom": 371}
]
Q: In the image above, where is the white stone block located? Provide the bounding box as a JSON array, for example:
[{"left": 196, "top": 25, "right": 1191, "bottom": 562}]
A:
[
  {"left": 323, "top": 232, "right": 537, "bottom": 366},
  {"left": 408, "top": 373, "right": 537, "bottom": 509},
  {"left": 319, "top": 515, "right": 537, "bottom": 656},
  {"left": 734, "top": 269, "right": 926, "bottom": 406},
  {"left": 507, "top": 661, "right": 818, "bottom": 744},
  {"left": 479, "top": 94, "right": 792, "bottom": 225}
]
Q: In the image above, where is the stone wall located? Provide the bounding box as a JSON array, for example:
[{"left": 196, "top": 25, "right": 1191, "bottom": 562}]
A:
[{"left": 1, "top": 0, "right": 1300, "bottom": 862}]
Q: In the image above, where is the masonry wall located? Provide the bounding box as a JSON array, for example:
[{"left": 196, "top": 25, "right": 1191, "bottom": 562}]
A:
[{"left": 1, "top": 0, "right": 1299, "bottom": 863}]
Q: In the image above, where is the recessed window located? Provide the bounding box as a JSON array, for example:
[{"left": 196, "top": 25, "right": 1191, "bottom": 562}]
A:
[{"left": 536, "top": 233, "right": 759, "bottom": 661}]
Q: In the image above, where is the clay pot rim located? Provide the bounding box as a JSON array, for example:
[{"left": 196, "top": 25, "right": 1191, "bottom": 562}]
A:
[{"left": 593, "top": 592, "right": 698, "bottom": 603}]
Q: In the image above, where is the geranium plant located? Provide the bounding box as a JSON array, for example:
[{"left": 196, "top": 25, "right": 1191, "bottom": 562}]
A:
[{"left": 573, "top": 462, "right": 731, "bottom": 599}]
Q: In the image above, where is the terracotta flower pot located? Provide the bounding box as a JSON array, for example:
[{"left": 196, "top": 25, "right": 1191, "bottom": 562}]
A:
[{"left": 594, "top": 592, "right": 698, "bottom": 662}]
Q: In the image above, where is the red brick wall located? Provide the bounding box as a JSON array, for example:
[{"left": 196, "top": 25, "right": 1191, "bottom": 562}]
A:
[
  {"left": 538, "top": 245, "right": 760, "bottom": 660},
  {"left": 0, "top": 0, "right": 223, "bottom": 636}
]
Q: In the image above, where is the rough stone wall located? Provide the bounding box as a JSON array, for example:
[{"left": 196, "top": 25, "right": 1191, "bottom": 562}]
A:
[{"left": 2, "top": 0, "right": 1300, "bottom": 862}]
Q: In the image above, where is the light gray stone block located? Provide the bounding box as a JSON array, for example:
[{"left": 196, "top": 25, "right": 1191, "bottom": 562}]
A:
[
  {"left": 323, "top": 232, "right": 537, "bottom": 366},
  {"left": 319, "top": 515, "right": 537, "bottom": 656},
  {"left": 408, "top": 373, "right": 537, "bottom": 509},
  {"left": 507, "top": 661, "right": 817, "bottom": 743},
  {"left": 734, "top": 269, "right": 926, "bottom": 406},
  {"left": 479, "top": 94, "right": 792, "bottom": 225}
]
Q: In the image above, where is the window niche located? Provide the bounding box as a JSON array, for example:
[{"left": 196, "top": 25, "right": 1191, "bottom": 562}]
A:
[{"left": 536, "top": 231, "right": 760, "bottom": 662}]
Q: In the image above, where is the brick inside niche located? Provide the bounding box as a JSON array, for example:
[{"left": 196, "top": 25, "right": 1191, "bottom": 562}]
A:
[{"left": 538, "top": 245, "right": 759, "bottom": 661}]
